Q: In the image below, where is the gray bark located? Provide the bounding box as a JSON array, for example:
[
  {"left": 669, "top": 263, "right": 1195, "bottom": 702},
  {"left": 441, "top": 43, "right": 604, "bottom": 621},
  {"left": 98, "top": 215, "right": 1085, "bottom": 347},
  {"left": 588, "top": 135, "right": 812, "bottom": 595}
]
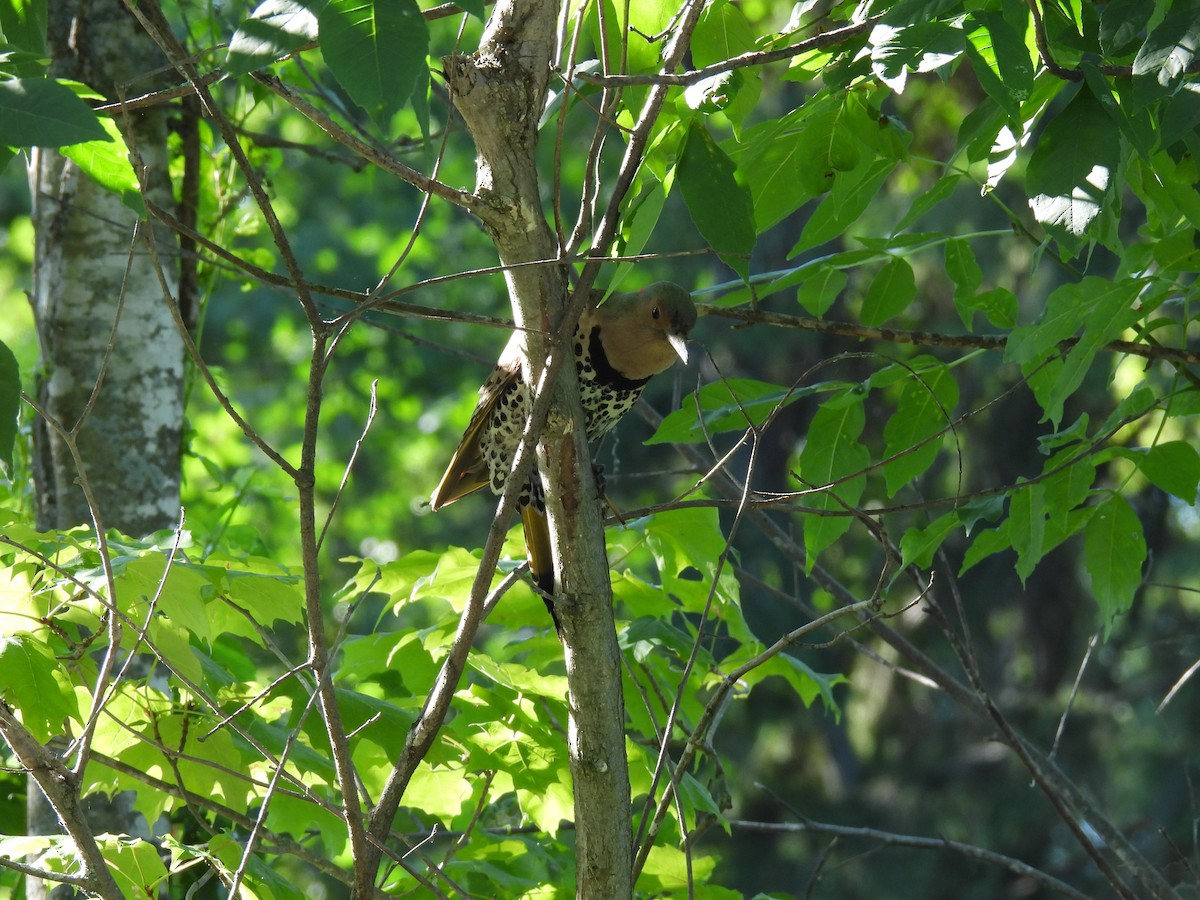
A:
[
  {"left": 30, "top": 0, "right": 182, "bottom": 536},
  {"left": 24, "top": 0, "right": 182, "bottom": 895}
]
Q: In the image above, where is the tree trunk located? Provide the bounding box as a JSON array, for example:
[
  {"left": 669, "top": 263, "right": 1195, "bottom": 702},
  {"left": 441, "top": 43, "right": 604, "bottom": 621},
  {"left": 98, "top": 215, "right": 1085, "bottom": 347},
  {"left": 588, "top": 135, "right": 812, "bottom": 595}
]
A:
[
  {"left": 30, "top": 0, "right": 182, "bottom": 535},
  {"left": 26, "top": 0, "right": 182, "bottom": 895},
  {"left": 444, "top": 1, "right": 634, "bottom": 895}
]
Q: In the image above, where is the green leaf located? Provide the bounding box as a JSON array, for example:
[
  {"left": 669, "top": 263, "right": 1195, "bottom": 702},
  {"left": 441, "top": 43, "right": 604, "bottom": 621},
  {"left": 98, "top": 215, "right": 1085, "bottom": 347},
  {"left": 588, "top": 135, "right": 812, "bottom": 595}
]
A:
[
  {"left": 944, "top": 238, "right": 982, "bottom": 295},
  {"left": 226, "top": 0, "right": 321, "bottom": 76},
  {"left": 1026, "top": 86, "right": 1122, "bottom": 251},
  {"left": 860, "top": 255, "right": 915, "bottom": 326},
  {"left": 1030, "top": 278, "right": 1141, "bottom": 427},
  {"left": 0, "top": 0, "right": 47, "bottom": 57},
  {"left": 455, "top": 0, "right": 485, "bottom": 18},
  {"left": 689, "top": 0, "right": 760, "bottom": 132},
  {"left": 1100, "top": 0, "right": 1153, "bottom": 56},
  {"left": 206, "top": 833, "right": 307, "bottom": 900},
  {"left": 740, "top": 652, "right": 845, "bottom": 713},
  {"left": 894, "top": 173, "right": 961, "bottom": 232},
  {"left": 795, "top": 265, "right": 846, "bottom": 317},
  {"left": 881, "top": 361, "right": 958, "bottom": 496},
  {"left": 61, "top": 115, "right": 145, "bottom": 216},
  {"left": 727, "top": 94, "right": 858, "bottom": 232},
  {"left": 640, "top": 506, "right": 742, "bottom": 622},
  {"left": 99, "top": 836, "right": 170, "bottom": 899},
  {"left": 963, "top": 11, "right": 1035, "bottom": 123},
  {"left": 1159, "top": 87, "right": 1200, "bottom": 150},
  {"left": 611, "top": 179, "right": 666, "bottom": 291},
  {"left": 1151, "top": 228, "right": 1200, "bottom": 274},
  {"left": 1041, "top": 450, "right": 1096, "bottom": 527},
  {"left": 0, "top": 633, "right": 77, "bottom": 741},
  {"left": 959, "top": 521, "right": 1012, "bottom": 574},
  {"left": 0, "top": 78, "right": 110, "bottom": 147},
  {"left": 1132, "top": 6, "right": 1200, "bottom": 89},
  {"left": 900, "top": 511, "right": 959, "bottom": 569},
  {"left": 1005, "top": 275, "right": 1136, "bottom": 385},
  {"left": 791, "top": 156, "right": 896, "bottom": 254},
  {"left": 797, "top": 392, "right": 869, "bottom": 568},
  {"left": 1008, "top": 482, "right": 1046, "bottom": 583},
  {"left": 319, "top": 0, "right": 429, "bottom": 129},
  {"left": 469, "top": 655, "right": 569, "bottom": 699},
  {"left": 1084, "top": 494, "right": 1146, "bottom": 633},
  {"left": 0, "top": 338, "right": 18, "bottom": 476},
  {"left": 1132, "top": 441, "right": 1200, "bottom": 501},
  {"left": 647, "top": 378, "right": 842, "bottom": 445},
  {"left": 678, "top": 122, "right": 756, "bottom": 280},
  {"left": 956, "top": 286, "right": 1018, "bottom": 330},
  {"left": 957, "top": 495, "right": 1006, "bottom": 534},
  {"left": 639, "top": 844, "right": 718, "bottom": 893},
  {"left": 865, "top": 20, "right": 961, "bottom": 93}
]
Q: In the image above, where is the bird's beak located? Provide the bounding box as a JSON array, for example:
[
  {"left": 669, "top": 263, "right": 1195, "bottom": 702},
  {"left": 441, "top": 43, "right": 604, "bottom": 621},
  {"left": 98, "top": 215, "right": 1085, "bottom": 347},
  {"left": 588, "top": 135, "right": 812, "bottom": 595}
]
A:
[{"left": 667, "top": 331, "right": 689, "bottom": 365}]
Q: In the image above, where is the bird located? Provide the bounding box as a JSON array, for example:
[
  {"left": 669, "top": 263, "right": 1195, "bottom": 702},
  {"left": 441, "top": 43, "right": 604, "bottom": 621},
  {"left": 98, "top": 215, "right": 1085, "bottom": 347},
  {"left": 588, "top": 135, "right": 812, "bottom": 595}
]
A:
[{"left": 430, "top": 281, "right": 697, "bottom": 607}]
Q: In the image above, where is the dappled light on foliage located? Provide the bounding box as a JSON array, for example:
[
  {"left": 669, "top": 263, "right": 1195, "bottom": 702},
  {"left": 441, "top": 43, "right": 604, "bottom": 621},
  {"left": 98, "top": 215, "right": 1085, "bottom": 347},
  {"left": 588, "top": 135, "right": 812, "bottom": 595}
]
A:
[{"left": 1, "top": 0, "right": 1199, "bottom": 897}]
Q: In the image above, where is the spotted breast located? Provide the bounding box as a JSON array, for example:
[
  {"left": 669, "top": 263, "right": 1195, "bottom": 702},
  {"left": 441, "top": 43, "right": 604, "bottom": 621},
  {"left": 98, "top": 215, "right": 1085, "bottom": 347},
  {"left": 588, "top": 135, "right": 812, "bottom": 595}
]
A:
[{"left": 431, "top": 281, "right": 697, "bottom": 603}]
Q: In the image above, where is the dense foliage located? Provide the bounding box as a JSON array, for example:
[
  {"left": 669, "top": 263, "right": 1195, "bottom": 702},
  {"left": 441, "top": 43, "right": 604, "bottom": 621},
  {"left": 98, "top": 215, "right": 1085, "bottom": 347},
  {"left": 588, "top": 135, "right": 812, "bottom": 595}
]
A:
[{"left": 1, "top": 0, "right": 1198, "bottom": 896}]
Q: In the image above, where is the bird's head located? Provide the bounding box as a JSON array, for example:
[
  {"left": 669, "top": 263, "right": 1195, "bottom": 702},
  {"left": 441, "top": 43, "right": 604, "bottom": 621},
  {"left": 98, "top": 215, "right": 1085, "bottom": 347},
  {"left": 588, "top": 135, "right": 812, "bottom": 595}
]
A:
[{"left": 596, "top": 282, "right": 698, "bottom": 380}]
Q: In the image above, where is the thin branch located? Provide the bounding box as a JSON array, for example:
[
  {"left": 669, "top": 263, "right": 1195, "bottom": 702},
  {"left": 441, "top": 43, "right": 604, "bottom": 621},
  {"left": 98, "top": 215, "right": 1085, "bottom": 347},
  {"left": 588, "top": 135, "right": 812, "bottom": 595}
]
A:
[
  {"left": 1051, "top": 631, "right": 1100, "bottom": 760},
  {"left": 140, "top": 212, "right": 299, "bottom": 479},
  {"left": 1025, "top": 0, "right": 1084, "bottom": 81},
  {"left": 0, "top": 706, "right": 124, "bottom": 898},
  {"left": 0, "top": 848, "right": 92, "bottom": 886},
  {"left": 730, "top": 817, "right": 1093, "bottom": 900},
  {"left": 698, "top": 303, "right": 1200, "bottom": 367},
  {"left": 251, "top": 73, "right": 478, "bottom": 214},
  {"left": 318, "top": 379, "right": 379, "bottom": 553},
  {"left": 123, "top": 0, "right": 321, "bottom": 326},
  {"left": 575, "top": 16, "right": 879, "bottom": 87},
  {"left": 1158, "top": 656, "right": 1200, "bottom": 713}
]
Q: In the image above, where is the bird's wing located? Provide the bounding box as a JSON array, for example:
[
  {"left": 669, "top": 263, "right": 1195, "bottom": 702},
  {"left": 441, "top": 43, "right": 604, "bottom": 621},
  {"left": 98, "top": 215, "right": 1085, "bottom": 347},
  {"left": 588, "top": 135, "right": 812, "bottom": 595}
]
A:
[{"left": 430, "top": 359, "right": 520, "bottom": 510}]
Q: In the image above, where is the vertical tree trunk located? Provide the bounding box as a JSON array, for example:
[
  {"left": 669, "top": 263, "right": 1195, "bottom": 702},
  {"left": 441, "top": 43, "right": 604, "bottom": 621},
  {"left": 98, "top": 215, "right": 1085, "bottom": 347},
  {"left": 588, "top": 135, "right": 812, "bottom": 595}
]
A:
[
  {"left": 30, "top": 0, "right": 182, "bottom": 536},
  {"left": 443, "top": 1, "right": 633, "bottom": 896},
  {"left": 26, "top": 0, "right": 182, "bottom": 895}
]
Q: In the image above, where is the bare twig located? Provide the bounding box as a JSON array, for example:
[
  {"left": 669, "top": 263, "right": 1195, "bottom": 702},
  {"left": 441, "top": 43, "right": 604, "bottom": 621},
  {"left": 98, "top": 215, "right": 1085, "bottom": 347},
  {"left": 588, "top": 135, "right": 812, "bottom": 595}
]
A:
[
  {"left": 575, "top": 16, "right": 879, "bottom": 87},
  {"left": 251, "top": 73, "right": 478, "bottom": 214},
  {"left": 731, "top": 816, "right": 1093, "bottom": 900},
  {"left": 698, "top": 303, "right": 1200, "bottom": 367}
]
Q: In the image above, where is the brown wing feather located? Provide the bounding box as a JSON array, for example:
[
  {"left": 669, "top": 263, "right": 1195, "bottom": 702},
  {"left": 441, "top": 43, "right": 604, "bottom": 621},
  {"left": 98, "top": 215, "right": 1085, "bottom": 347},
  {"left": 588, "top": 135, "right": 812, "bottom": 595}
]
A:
[
  {"left": 520, "top": 504, "right": 554, "bottom": 594},
  {"left": 430, "top": 362, "right": 520, "bottom": 510}
]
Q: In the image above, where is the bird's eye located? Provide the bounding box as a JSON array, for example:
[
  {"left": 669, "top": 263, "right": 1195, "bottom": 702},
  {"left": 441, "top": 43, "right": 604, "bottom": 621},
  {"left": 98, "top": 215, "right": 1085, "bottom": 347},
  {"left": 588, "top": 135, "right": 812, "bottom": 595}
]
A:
[{"left": 651, "top": 306, "right": 661, "bottom": 320}]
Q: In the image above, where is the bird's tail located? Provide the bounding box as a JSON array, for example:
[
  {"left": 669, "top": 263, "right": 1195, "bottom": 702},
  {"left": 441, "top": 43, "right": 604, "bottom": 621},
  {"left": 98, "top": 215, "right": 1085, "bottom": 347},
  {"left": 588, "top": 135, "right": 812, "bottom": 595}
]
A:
[{"left": 520, "top": 504, "right": 560, "bottom": 631}]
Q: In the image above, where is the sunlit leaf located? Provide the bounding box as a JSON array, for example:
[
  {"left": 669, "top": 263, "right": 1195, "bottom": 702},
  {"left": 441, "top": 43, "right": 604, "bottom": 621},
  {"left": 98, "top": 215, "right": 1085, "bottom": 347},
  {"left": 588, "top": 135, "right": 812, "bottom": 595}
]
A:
[
  {"left": 0, "top": 633, "right": 77, "bottom": 740},
  {"left": 1026, "top": 86, "right": 1122, "bottom": 252},
  {"left": 226, "top": 0, "right": 320, "bottom": 75},
  {"left": 60, "top": 115, "right": 145, "bottom": 216},
  {"left": 0, "top": 78, "right": 110, "bottom": 147}
]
